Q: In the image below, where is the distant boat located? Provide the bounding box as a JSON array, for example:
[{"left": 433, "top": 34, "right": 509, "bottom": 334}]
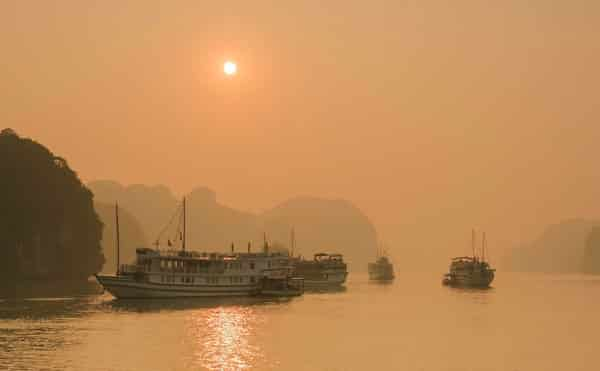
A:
[
  {"left": 442, "top": 230, "right": 495, "bottom": 288},
  {"left": 368, "top": 256, "right": 395, "bottom": 281},
  {"left": 292, "top": 253, "right": 348, "bottom": 288},
  {"left": 95, "top": 199, "right": 303, "bottom": 299}
]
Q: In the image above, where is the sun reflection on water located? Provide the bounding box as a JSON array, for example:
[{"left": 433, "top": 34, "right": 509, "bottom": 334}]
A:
[{"left": 188, "top": 306, "right": 264, "bottom": 371}]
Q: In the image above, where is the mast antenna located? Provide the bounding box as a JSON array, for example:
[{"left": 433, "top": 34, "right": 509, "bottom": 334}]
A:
[
  {"left": 182, "top": 197, "right": 186, "bottom": 252},
  {"left": 471, "top": 229, "right": 476, "bottom": 258},
  {"left": 263, "top": 232, "right": 268, "bottom": 254},
  {"left": 291, "top": 228, "right": 295, "bottom": 257},
  {"left": 482, "top": 232, "right": 486, "bottom": 262},
  {"left": 115, "top": 202, "right": 120, "bottom": 275}
]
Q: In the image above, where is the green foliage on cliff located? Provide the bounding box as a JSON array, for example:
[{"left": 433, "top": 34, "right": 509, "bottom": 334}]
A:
[{"left": 0, "top": 129, "right": 104, "bottom": 282}]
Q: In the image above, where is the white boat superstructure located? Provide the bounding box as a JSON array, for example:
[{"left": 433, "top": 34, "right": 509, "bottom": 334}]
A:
[{"left": 96, "top": 248, "right": 299, "bottom": 298}]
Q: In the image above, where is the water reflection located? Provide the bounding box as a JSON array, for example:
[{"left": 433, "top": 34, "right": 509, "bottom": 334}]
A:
[
  {"left": 445, "top": 285, "right": 496, "bottom": 305},
  {"left": 0, "top": 296, "right": 98, "bottom": 320},
  {"left": 304, "top": 286, "right": 348, "bottom": 294},
  {"left": 188, "top": 306, "right": 264, "bottom": 370}
]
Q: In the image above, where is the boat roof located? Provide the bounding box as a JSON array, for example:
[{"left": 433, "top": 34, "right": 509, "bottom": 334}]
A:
[
  {"left": 314, "top": 253, "right": 342, "bottom": 257},
  {"left": 452, "top": 256, "right": 476, "bottom": 261},
  {"left": 137, "top": 248, "right": 288, "bottom": 261}
]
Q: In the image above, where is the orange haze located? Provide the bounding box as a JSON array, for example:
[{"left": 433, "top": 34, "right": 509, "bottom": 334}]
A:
[{"left": 2, "top": 1, "right": 599, "bottom": 267}]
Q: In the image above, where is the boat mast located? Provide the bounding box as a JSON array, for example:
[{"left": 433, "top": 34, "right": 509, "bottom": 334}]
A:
[
  {"left": 182, "top": 197, "right": 186, "bottom": 252},
  {"left": 263, "top": 232, "right": 270, "bottom": 254},
  {"left": 115, "top": 202, "right": 120, "bottom": 275},
  {"left": 290, "top": 228, "right": 295, "bottom": 257},
  {"left": 471, "top": 229, "right": 476, "bottom": 258},
  {"left": 482, "top": 232, "right": 486, "bottom": 262}
]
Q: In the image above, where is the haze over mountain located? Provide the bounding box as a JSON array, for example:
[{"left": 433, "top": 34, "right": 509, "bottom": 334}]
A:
[
  {"left": 583, "top": 227, "right": 600, "bottom": 274},
  {"left": 260, "top": 197, "right": 377, "bottom": 267},
  {"left": 88, "top": 180, "right": 378, "bottom": 269},
  {"left": 505, "top": 219, "right": 600, "bottom": 273}
]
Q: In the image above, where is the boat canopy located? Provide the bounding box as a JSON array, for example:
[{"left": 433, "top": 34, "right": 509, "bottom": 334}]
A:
[
  {"left": 313, "top": 253, "right": 343, "bottom": 262},
  {"left": 452, "top": 256, "right": 476, "bottom": 261}
]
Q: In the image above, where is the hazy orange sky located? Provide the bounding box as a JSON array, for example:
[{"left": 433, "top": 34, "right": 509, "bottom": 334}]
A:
[{"left": 2, "top": 1, "right": 599, "bottom": 261}]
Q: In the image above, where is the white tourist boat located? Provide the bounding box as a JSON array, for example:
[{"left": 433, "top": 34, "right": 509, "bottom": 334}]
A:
[
  {"left": 96, "top": 200, "right": 303, "bottom": 299},
  {"left": 96, "top": 248, "right": 302, "bottom": 298}
]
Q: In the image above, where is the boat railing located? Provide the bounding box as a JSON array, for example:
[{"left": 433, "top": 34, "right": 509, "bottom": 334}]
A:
[{"left": 120, "top": 264, "right": 143, "bottom": 274}]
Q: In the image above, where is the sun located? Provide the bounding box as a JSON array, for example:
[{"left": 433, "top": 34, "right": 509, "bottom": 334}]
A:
[{"left": 223, "top": 61, "right": 237, "bottom": 76}]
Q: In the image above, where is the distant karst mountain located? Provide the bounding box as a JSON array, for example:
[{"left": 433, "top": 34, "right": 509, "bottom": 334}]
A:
[
  {"left": 88, "top": 181, "right": 378, "bottom": 270},
  {"left": 505, "top": 219, "right": 600, "bottom": 273},
  {"left": 259, "top": 197, "right": 378, "bottom": 268},
  {"left": 583, "top": 227, "right": 600, "bottom": 274}
]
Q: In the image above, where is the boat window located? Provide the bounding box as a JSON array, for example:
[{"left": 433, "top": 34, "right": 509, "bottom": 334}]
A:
[{"left": 250, "top": 262, "right": 255, "bottom": 270}]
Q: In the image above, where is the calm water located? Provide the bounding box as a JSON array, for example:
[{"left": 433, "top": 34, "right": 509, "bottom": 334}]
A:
[{"left": 1, "top": 272, "right": 600, "bottom": 371}]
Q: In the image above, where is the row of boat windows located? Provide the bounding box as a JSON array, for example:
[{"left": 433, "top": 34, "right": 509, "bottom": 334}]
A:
[
  {"left": 159, "top": 275, "right": 257, "bottom": 284},
  {"left": 158, "top": 260, "right": 258, "bottom": 272}
]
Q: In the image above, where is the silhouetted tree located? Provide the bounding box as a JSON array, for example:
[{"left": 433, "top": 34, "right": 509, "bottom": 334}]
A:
[
  {"left": 583, "top": 227, "right": 600, "bottom": 274},
  {"left": 0, "top": 129, "right": 104, "bottom": 284}
]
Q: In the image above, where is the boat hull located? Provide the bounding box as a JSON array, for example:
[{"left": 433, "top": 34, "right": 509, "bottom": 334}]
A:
[
  {"left": 368, "top": 273, "right": 395, "bottom": 281},
  {"left": 96, "top": 275, "right": 259, "bottom": 299},
  {"left": 442, "top": 270, "right": 495, "bottom": 288},
  {"left": 368, "top": 267, "right": 395, "bottom": 281},
  {"left": 258, "top": 289, "right": 303, "bottom": 297},
  {"left": 303, "top": 275, "right": 347, "bottom": 288}
]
